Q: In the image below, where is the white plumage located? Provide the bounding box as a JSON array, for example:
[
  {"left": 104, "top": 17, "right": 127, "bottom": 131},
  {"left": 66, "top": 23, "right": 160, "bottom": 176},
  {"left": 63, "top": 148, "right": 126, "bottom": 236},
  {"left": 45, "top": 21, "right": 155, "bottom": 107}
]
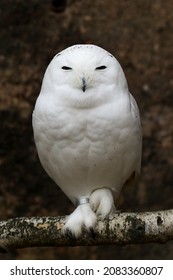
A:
[{"left": 32, "top": 44, "right": 142, "bottom": 237}]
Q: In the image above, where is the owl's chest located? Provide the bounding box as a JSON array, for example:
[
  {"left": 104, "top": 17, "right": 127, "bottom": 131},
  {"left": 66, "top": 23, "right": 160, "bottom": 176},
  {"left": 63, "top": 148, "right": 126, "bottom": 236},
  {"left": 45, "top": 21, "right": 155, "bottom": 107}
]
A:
[{"left": 44, "top": 102, "right": 132, "bottom": 161}]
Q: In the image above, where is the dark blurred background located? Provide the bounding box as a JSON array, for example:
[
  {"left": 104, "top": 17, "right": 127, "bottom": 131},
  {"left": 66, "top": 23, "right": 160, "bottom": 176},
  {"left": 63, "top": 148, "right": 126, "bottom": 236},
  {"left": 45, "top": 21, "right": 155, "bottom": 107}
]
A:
[{"left": 0, "top": 0, "right": 173, "bottom": 259}]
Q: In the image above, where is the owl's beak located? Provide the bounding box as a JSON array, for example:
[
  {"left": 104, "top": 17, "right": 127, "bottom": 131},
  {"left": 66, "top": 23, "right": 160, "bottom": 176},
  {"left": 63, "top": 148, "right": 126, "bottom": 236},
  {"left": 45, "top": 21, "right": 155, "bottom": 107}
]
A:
[{"left": 82, "top": 77, "right": 86, "bottom": 92}]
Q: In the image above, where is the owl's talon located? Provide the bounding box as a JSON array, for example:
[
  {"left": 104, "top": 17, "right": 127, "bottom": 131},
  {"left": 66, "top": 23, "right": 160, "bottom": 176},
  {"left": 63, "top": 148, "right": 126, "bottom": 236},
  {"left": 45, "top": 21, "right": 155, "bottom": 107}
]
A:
[
  {"left": 64, "top": 228, "right": 75, "bottom": 239},
  {"left": 62, "top": 204, "right": 97, "bottom": 238},
  {"left": 89, "top": 227, "right": 96, "bottom": 239}
]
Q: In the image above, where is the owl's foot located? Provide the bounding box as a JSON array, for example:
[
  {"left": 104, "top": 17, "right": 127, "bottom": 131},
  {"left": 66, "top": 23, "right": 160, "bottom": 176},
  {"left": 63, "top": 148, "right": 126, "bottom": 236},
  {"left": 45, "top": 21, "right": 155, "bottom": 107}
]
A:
[
  {"left": 63, "top": 203, "right": 97, "bottom": 238},
  {"left": 89, "top": 187, "right": 116, "bottom": 217}
]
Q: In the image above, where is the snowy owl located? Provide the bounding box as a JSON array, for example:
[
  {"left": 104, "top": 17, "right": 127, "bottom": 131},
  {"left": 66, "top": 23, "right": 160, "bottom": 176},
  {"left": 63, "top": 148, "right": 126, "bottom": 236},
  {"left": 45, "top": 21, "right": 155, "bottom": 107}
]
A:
[{"left": 32, "top": 44, "right": 142, "bottom": 237}]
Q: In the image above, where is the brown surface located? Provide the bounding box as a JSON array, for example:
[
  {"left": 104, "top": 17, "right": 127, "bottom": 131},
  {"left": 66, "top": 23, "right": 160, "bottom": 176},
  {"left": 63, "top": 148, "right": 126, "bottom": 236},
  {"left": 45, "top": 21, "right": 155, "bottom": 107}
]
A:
[{"left": 0, "top": 0, "right": 173, "bottom": 259}]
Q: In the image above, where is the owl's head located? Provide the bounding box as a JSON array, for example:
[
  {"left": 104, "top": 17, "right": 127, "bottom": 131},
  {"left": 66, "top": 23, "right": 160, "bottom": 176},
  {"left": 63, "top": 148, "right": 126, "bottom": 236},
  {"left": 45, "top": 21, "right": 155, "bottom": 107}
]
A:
[{"left": 41, "top": 45, "right": 129, "bottom": 108}]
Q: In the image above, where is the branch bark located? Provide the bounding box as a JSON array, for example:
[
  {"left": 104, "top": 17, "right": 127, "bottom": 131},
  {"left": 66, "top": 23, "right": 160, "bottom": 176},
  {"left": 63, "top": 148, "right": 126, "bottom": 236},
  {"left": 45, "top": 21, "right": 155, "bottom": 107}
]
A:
[{"left": 1, "top": 209, "right": 173, "bottom": 253}]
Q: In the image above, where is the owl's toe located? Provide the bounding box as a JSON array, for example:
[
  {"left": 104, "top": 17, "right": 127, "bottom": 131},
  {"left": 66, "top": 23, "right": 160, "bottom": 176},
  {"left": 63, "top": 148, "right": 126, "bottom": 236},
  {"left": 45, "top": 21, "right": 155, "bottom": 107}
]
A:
[
  {"left": 63, "top": 203, "right": 97, "bottom": 238},
  {"left": 90, "top": 187, "right": 116, "bottom": 217}
]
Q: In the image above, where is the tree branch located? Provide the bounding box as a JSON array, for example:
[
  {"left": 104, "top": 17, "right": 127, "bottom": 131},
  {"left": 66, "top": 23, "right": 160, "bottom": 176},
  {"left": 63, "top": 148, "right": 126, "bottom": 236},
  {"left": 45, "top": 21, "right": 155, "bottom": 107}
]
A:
[{"left": 1, "top": 209, "right": 173, "bottom": 253}]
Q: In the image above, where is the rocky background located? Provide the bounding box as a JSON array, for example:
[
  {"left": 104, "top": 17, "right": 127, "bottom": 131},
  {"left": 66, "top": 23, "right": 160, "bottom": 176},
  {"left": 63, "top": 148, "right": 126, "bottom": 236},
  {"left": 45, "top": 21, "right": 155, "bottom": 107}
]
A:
[{"left": 0, "top": 0, "right": 173, "bottom": 259}]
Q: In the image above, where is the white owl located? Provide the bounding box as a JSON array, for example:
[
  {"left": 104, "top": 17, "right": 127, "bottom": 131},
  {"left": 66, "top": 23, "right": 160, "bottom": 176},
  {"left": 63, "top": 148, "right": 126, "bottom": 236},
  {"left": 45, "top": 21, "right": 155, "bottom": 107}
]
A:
[{"left": 32, "top": 44, "right": 142, "bottom": 237}]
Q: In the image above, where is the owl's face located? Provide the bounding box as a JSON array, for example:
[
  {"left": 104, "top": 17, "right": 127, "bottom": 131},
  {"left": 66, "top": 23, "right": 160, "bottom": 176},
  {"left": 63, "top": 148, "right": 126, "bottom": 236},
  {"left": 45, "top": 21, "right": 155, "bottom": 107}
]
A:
[{"left": 42, "top": 45, "right": 128, "bottom": 108}]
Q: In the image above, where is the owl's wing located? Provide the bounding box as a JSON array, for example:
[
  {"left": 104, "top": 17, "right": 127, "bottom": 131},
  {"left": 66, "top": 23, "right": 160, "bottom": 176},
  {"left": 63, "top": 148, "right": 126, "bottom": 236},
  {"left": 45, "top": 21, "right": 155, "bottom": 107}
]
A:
[
  {"left": 116, "top": 94, "right": 142, "bottom": 207},
  {"left": 130, "top": 93, "right": 142, "bottom": 177}
]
